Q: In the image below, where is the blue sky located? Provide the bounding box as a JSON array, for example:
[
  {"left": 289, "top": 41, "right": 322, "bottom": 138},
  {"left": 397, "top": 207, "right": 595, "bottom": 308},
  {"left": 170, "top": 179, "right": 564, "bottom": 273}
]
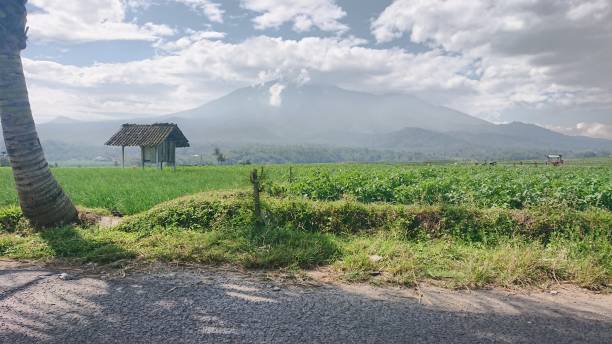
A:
[{"left": 19, "top": 0, "right": 612, "bottom": 139}]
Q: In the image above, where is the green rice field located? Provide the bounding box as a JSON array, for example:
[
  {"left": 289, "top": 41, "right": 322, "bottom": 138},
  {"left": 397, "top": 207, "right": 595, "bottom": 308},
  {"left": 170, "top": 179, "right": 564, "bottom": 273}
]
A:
[{"left": 1, "top": 160, "right": 611, "bottom": 214}]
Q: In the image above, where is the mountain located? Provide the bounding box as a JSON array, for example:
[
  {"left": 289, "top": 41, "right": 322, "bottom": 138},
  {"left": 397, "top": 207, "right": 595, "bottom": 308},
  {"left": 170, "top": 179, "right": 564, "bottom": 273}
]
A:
[
  {"left": 450, "top": 122, "right": 612, "bottom": 151},
  {"left": 170, "top": 82, "right": 495, "bottom": 142},
  {"left": 1, "top": 83, "right": 610, "bottom": 162}
]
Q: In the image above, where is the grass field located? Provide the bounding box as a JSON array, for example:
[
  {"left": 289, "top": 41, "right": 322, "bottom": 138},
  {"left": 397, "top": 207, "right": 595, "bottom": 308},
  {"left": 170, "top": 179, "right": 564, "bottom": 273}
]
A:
[
  {"left": 1, "top": 160, "right": 611, "bottom": 289},
  {"left": 1, "top": 161, "right": 610, "bottom": 214},
  {"left": 0, "top": 166, "right": 256, "bottom": 214}
]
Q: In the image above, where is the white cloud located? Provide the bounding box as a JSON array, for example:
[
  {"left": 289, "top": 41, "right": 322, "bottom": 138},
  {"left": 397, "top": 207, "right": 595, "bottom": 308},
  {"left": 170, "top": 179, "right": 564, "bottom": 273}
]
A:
[
  {"left": 23, "top": 35, "right": 477, "bottom": 119},
  {"left": 566, "top": 0, "right": 610, "bottom": 21},
  {"left": 268, "top": 83, "right": 286, "bottom": 107},
  {"left": 241, "top": 0, "right": 348, "bottom": 33},
  {"left": 576, "top": 122, "right": 612, "bottom": 139},
  {"left": 371, "top": 0, "right": 612, "bottom": 122},
  {"left": 371, "top": 1, "right": 540, "bottom": 49},
  {"left": 126, "top": 0, "right": 224, "bottom": 23},
  {"left": 548, "top": 122, "right": 612, "bottom": 140},
  {"left": 175, "top": 0, "right": 224, "bottom": 23},
  {"left": 28, "top": 0, "right": 175, "bottom": 43},
  {"left": 155, "top": 30, "right": 226, "bottom": 51},
  {"left": 19, "top": 0, "right": 612, "bottom": 140}
]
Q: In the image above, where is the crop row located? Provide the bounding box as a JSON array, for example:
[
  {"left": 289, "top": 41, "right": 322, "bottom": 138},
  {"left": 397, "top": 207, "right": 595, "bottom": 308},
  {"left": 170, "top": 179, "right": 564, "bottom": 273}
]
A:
[{"left": 267, "top": 166, "right": 612, "bottom": 211}]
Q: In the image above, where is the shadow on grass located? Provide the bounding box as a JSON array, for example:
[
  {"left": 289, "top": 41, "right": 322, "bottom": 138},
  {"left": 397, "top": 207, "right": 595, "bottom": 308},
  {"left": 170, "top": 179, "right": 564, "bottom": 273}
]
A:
[
  {"left": 39, "top": 226, "right": 135, "bottom": 264},
  {"left": 244, "top": 225, "right": 340, "bottom": 269},
  {"left": 138, "top": 224, "right": 341, "bottom": 270}
]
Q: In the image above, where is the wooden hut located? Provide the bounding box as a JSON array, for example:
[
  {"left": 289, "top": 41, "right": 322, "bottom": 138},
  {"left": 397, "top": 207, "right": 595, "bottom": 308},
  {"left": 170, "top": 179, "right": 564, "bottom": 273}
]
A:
[{"left": 105, "top": 123, "right": 189, "bottom": 170}]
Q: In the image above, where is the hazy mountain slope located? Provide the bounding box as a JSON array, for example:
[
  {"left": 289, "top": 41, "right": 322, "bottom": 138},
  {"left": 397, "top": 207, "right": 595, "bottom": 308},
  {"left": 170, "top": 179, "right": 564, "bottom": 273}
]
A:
[
  {"left": 170, "top": 83, "right": 495, "bottom": 139},
  {"left": 450, "top": 122, "right": 612, "bottom": 151},
  {"left": 1, "top": 83, "right": 610, "bottom": 162}
]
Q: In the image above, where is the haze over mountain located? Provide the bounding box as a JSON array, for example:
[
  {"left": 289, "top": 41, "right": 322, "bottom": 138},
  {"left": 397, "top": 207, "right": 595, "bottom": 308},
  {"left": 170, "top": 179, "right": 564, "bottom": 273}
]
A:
[{"left": 1, "top": 83, "right": 610, "bottom": 163}]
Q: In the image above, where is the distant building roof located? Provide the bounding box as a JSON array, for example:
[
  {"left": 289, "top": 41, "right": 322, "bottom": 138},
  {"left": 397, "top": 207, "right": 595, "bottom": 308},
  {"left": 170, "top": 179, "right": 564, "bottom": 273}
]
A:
[
  {"left": 547, "top": 154, "right": 562, "bottom": 159},
  {"left": 105, "top": 123, "right": 190, "bottom": 147}
]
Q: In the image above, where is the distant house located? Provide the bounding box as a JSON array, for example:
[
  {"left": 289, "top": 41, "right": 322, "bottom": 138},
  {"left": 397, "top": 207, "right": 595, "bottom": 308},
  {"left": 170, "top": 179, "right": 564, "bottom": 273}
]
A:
[
  {"left": 105, "top": 123, "right": 190, "bottom": 170},
  {"left": 94, "top": 156, "right": 111, "bottom": 162}
]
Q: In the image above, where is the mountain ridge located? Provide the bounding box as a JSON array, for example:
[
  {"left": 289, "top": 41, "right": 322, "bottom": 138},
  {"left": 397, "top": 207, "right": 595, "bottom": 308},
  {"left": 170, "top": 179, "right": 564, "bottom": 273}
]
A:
[{"left": 1, "top": 83, "right": 610, "bottom": 162}]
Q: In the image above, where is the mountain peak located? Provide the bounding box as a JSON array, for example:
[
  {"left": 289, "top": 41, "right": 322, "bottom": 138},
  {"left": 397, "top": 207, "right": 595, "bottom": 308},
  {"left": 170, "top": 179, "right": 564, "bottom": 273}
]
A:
[{"left": 47, "top": 116, "right": 81, "bottom": 124}]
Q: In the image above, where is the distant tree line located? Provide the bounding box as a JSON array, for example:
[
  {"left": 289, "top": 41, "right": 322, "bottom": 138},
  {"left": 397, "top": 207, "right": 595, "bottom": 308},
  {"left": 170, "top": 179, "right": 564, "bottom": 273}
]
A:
[{"left": 3, "top": 141, "right": 609, "bottom": 166}]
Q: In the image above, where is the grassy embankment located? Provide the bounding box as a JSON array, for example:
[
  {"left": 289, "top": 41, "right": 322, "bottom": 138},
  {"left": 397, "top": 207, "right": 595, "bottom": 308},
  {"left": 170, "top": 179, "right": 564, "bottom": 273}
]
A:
[{"left": 0, "top": 163, "right": 610, "bottom": 289}]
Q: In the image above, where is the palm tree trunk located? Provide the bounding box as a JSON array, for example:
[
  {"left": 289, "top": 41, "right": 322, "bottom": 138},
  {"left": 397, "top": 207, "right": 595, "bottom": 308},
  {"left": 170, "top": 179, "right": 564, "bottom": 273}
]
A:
[{"left": 0, "top": 53, "right": 78, "bottom": 227}]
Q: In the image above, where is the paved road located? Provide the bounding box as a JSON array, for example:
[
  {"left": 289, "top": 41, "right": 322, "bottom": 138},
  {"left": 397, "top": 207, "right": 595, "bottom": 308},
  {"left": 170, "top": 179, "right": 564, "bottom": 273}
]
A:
[{"left": 1, "top": 260, "right": 611, "bottom": 344}]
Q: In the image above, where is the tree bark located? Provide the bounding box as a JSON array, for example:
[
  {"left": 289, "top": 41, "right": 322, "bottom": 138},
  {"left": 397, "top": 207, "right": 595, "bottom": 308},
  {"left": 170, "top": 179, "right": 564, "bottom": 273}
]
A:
[{"left": 0, "top": 53, "right": 77, "bottom": 227}]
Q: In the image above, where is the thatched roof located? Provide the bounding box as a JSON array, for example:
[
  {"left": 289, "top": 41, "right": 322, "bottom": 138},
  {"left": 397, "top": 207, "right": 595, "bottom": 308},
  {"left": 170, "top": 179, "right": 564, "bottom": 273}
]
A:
[{"left": 105, "top": 123, "right": 190, "bottom": 147}]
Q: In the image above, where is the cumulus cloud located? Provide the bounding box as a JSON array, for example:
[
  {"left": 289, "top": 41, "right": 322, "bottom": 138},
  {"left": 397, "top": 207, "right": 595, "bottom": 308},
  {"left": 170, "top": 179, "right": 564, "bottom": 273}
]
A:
[
  {"left": 548, "top": 122, "right": 612, "bottom": 140},
  {"left": 576, "top": 122, "right": 612, "bottom": 139},
  {"left": 175, "top": 0, "right": 224, "bottom": 23},
  {"left": 126, "top": 0, "right": 224, "bottom": 23},
  {"left": 241, "top": 0, "right": 348, "bottom": 33},
  {"left": 371, "top": 0, "right": 612, "bottom": 121},
  {"left": 268, "top": 83, "right": 286, "bottom": 107},
  {"left": 20, "top": 0, "right": 612, "bottom": 140},
  {"left": 23, "top": 35, "right": 478, "bottom": 119},
  {"left": 155, "top": 30, "right": 226, "bottom": 51},
  {"left": 28, "top": 0, "right": 175, "bottom": 42}
]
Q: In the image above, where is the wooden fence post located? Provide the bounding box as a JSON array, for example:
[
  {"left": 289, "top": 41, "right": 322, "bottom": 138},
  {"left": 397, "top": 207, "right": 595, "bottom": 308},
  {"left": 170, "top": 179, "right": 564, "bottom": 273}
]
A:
[{"left": 250, "top": 169, "right": 263, "bottom": 226}]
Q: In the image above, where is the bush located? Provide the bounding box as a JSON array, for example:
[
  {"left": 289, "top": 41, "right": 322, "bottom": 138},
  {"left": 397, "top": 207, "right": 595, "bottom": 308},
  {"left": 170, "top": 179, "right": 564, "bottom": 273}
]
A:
[
  {"left": 0, "top": 206, "right": 22, "bottom": 233},
  {"left": 118, "top": 192, "right": 612, "bottom": 244}
]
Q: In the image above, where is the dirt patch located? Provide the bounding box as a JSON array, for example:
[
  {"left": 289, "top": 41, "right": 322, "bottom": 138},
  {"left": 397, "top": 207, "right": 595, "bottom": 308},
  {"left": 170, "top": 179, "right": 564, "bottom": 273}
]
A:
[
  {"left": 414, "top": 210, "right": 442, "bottom": 233},
  {"left": 77, "top": 211, "right": 123, "bottom": 228}
]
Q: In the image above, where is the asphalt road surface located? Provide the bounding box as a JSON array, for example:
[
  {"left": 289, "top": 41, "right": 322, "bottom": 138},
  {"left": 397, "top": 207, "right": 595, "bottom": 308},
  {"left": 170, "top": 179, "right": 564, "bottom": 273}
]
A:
[{"left": 1, "top": 260, "right": 611, "bottom": 344}]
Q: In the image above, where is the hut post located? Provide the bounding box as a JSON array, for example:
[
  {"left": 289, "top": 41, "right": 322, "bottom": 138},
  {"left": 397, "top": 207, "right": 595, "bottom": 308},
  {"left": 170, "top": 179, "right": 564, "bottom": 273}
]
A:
[
  {"left": 155, "top": 145, "right": 160, "bottom": 170},
  {"left": 140, "top": 146, "right": 145, "bottom": 169},
  {"left": 160, "top": 144, "right": 164, "bottom": 170},
  {"left": 121, "top": 146, "right": 125, "bottom": 168}
]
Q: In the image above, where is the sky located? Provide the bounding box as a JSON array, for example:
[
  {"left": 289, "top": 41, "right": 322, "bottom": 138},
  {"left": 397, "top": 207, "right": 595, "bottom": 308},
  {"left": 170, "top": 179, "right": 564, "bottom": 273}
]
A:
[{"left": 20, "top": 0, "right": 612, "bottom": 139}]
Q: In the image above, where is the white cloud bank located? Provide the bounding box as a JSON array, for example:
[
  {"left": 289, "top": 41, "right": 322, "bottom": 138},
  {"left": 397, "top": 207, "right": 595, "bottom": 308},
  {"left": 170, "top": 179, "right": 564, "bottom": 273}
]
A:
[
  {"left": 371, "top": 0, "right": 612, "bottom": 122},
  {"left": 240, "top": 0, "right": 348, "bottom": 33},
  {"left": 19, "top": 0, "right": 612, "bottom": 140},
  {"left": 23, "top": 35, "right": 477, "bottom": 120},
  {"left": 548, "top": 122, "right": 612, "bottom": 140},
  {"left": 28, "top": 0, "right": 175, "bottom": 42},
  {"left": 174, "top": 0, "right": 224, "bottom": 23}
]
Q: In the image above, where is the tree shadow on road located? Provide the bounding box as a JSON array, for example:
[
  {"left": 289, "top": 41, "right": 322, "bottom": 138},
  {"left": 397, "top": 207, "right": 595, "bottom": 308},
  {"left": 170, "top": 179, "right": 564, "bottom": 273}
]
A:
[{"left": 0, "top": 263, "right": 610, "bottom": 344}]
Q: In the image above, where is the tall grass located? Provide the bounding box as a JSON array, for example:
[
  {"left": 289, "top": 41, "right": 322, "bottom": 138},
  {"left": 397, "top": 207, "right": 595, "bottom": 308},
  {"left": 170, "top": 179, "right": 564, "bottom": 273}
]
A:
[
  {"left": 2, "top": 163, "right": 610, "bottom": 214},
  {"left": 0, "top": 166, "right": 255, "bottom": 214},
  {"left": 1, "top": 192, "right": 609, "bottom": 289}
]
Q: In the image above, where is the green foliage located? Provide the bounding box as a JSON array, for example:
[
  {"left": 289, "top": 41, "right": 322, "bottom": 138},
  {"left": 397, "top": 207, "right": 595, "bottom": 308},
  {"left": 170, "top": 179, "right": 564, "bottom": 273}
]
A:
[
  {"left": 115, "top": 192, "right": 255, "bottom": 232},
  {"left": 1, "top": 191, "right": 610, "bottom": 288},
  {"left": 0, "top": 162, "right": 610, "bottom": 289},
  {"left": 271, "top": 165, "right": 612, "bottom": 211},
  {"left": 1, "top": 163, "right": 610, "bottom": 214},
  {"left": 336, "top": 235, "right": 609, "bottom": 289},
  {"left": 0, "top": 166, "right": 256, "bottom": 215},
  {"left": 0, "top": 206, "right": 21, "bottom": 232},
  {"left": 117, "top": 192, "right": 611, "bottom": 246}
]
